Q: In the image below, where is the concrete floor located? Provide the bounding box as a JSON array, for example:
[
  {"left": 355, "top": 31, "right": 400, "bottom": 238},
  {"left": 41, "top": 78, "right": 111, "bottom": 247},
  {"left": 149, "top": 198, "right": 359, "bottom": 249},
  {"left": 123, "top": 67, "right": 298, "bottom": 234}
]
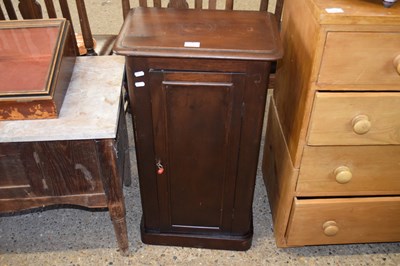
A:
[
  {"left": 1, "top": 113, "right": 399, "bottom": 265},
  {"left": 1, "top": 1, "right": 400, "bottom": 265}
]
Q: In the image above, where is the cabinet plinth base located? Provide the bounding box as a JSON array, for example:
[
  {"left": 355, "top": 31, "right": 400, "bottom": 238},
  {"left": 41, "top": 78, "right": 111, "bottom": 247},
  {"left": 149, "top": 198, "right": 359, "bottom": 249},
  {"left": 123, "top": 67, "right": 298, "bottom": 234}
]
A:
[{"left": 140, "top": 219, "right": 253, "bottom": 251}]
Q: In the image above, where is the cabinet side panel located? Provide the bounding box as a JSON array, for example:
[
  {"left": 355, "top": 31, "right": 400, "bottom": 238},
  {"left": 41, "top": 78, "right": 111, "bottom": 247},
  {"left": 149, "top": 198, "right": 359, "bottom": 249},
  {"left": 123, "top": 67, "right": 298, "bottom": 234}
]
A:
[
  {"left": 262, "top": 100, "right": 299, "bottom": 247},
  {"left": 126, "top": 57, "right": 161, "bottom": 230},
  {"left": 231, "top": 62, "right": 269, "bottom": 235},
  {"left": 274, "top": 0, "right": 320, "bottom": 167}
]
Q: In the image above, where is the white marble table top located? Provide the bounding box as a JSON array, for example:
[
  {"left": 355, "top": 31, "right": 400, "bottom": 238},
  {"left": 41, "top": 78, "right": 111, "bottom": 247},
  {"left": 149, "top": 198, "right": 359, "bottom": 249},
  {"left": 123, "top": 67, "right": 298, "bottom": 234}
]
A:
[{"left": 0, "top": 56, "right": 125, "bottom": 142}]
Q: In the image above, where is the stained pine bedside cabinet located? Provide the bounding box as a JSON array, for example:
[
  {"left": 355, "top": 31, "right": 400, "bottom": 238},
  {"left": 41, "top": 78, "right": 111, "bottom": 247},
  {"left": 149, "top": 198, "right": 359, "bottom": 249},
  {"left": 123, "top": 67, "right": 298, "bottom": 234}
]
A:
[
  {"left": 114, "top": 7, "right": 282, "bottom": 250},
  {"left": 0, "top": 57, "right": 130, "bottom": 254},
  {"left": 262, "top": 0, "right": 400, "bottom": 247}
]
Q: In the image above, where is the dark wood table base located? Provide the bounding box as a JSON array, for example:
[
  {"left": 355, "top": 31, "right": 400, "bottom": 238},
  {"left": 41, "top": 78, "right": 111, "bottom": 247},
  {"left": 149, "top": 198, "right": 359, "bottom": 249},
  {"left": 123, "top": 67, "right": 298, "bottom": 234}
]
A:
[{"left": 0, "top": 106, "right": 130, "bottom": 255}]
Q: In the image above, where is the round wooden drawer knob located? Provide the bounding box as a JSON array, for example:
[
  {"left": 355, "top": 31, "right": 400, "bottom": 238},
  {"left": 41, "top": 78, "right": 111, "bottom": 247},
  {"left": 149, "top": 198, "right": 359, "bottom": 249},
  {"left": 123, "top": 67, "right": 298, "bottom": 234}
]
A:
[
  {"left": 352, "top": 115, "right": 371, "bottom": 135},
  {"left": 394, "top": 55, "right": 400, "bottom": 75},
  {"left": 334, "top": 166, "right": 353, "bottom": 184},
  {"left": 323, "top": 221, "right": 339, "bottom": 236}
]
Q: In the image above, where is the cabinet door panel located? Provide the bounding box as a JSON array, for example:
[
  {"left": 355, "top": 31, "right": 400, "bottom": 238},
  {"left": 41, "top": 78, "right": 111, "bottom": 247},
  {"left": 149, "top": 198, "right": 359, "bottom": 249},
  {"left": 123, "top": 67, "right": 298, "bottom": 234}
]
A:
[{"left": 150, "top": 70, "right": 245, "bottom": 233}]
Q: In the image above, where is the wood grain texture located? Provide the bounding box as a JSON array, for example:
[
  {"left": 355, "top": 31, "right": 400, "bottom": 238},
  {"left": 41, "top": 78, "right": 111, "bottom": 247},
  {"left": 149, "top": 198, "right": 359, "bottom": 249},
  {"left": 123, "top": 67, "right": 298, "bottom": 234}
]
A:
[
  {"left": 96, "top": 138, "right": 129, "bottom": 255},
  {"left": 114, "top": 7, "right": 283, "bottom": 61},
  {"left": 264, "top": 0, "right": 400, "bottom": 247},
  {"left": 298, "top": 145, "right": 400, "bottom": 196},
  {"left": 287, "top": 197, "right": 400, "bottom": 246},
  {"left": 149, "top": 70, "right": 244, "bottom": 233},
  {"left": 128, "top": 58, "right": 269, "bottom": 250},
  {"left": 318, "top": 32, "right": 400, "bottom": 86},
  {"left": 120, "top": 8, "right": 282, "bottom": 248},
  {"left": 308, "top": 92, "right": 400, "bottom": 145},
  {"left": 0, "top": 107, "right": 130, "bottom": 254},
  {"left": 307, "top": 0, "right": 400, "bottom": 25},
  {"left": 262, "top": 100, "right": 298, "bottom": 247},
  {"left": 273, "top": 0, "right": 320, "bottom": 167}
]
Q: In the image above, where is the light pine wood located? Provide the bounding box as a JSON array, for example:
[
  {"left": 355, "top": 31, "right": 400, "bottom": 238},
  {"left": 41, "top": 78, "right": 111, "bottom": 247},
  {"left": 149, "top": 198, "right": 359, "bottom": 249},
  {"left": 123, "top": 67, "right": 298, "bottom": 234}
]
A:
[
  {"left": 307, "top": 0, "right": 400, "bottom": 25},
  {"left": 318, "top": 32, "right": 400, "bottom": 86},
  {"left": 273, "top": 0, "right": 320, "bottom": 167},
  {"left": 262, "top": 100, "right": 298, "bottom": 247},
  {"left": 394, "top": 54, "right": 400, "bottom": 75},
  {"left": 308, "top": 92, "right": 400, "bottom": 145},
  {"left": 286, "top": 197, "right": 400, "bottom": 246},
  {"left": 263, "top": 0, "right": 400, "bottom": 247},
  {"left": 297, "top": 145, "right": 400, "bottom": 196}
]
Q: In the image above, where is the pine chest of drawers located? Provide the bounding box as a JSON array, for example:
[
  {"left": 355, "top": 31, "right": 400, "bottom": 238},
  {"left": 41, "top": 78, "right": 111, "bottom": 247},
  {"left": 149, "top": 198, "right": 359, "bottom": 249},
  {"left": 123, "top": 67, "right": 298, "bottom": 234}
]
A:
[{"left": 262, "top": 0, "right": 400, "bottom": 246}]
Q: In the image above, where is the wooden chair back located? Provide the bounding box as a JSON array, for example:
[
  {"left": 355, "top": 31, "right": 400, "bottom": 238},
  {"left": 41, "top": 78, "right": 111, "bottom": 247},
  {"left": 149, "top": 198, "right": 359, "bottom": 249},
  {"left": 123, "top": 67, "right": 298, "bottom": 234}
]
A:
[
  {"left": 0, "top": 0, "right": 131, "bottom": 56},
  {"left": 122, "top": 0, "right": 284, "bottom": 26}
]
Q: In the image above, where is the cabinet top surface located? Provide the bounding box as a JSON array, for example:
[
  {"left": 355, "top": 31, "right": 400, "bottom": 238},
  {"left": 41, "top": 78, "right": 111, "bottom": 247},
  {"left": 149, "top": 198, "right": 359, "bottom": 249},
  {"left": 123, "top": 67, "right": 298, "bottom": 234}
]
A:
[
  {"left": 308, "top": 0, "right": 400, "bottom": 24},
  {"left": 114, "top": 7, "right": 282, "bottom": 61},
  {"left": 0, "top": 56, "right": 124, "bottom": 143}
]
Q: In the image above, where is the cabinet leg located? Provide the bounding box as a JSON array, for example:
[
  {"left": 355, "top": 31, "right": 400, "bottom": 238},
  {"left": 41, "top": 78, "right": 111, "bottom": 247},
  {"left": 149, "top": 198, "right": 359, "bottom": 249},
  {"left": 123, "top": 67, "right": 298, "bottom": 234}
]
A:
[{"left": 109, "top": 206, "right": 129, "bottom": 256}]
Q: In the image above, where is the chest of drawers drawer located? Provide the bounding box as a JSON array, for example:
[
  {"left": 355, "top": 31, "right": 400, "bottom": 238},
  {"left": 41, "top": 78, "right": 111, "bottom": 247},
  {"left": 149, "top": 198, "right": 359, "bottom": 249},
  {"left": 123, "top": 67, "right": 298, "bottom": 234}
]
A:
[
  {"left": 308, "top": 92, "right": 400, "bottom": 145},
  {"left": 262, "top": 0, "right": 400, "bottom": 248},
  {"left": 318, "top": 32, "right": 400, "bottom": 86},
  {"left": 297, "top": 145, "right": 400, "bottom": 196},
  {"left": 286, "top": 197, "right": 400, "bottom": 246}
]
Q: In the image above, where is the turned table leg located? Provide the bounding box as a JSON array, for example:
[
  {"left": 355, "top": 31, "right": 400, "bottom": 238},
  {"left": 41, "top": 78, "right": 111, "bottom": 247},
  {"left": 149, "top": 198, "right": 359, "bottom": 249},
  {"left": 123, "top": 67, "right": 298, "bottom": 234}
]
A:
[{"left": 96, "top": 139, "right": 129, "bottom": 255}]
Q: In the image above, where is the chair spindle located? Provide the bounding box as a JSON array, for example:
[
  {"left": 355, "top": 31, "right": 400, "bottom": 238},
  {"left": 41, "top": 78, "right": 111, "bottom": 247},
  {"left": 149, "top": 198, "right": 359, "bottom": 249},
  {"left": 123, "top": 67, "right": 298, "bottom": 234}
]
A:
[
  {"left": 3, "top": 0, "right": 18, "bottom": 20},
  {"left": 167, "top": 0, "right": 189, "bottom": 9}
]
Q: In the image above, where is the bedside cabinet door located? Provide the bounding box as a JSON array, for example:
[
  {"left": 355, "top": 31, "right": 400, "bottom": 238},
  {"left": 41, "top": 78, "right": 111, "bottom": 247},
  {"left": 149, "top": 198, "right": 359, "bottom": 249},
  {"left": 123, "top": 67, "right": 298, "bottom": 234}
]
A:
[{"left": 149, "top": 70, "right": 245, "bottom": 234}]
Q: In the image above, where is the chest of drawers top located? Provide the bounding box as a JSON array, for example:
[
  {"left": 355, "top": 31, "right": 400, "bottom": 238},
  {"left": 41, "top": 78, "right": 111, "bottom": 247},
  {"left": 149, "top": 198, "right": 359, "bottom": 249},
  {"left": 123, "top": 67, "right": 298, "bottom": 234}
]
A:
[{"left": 308, "top": 0, "right": 400, "bottom": 25}]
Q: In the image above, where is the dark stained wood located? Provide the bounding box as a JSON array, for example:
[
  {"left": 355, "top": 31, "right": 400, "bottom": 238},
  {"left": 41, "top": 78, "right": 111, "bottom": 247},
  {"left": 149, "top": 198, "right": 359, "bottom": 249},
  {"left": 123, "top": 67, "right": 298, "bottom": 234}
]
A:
[
  {"left": 154, "top": 0, "right": 162, "bottom": 7},
  {"left": 0, "top": 5, "right": 5, "bottom": 20},
  {"left": 96, "top": 138, "right": 129, "bottom": 255},
  {"left": 274, "top": 0, "right": 284, "bottom": 25},
  {"left": 0, "top": 105, "right": 130, "bottom": 255},
  {"left": 3, "top": 0, "right": 17, "bottom": 20},
  {"left": 122, "top": 0, "right": 131, "bottom": 18},
  {"left": 209, "top": 0, "right": 217, "bottom": 9},
  {"left": 115, "top": 7, "right": 282, "bottom": 250},
  {"left": 125, "top": 57, "right": 161, "bottom": 230},
  {"left": 76, "top": 0, "right": 96, "bottom": 55},
  {"left": 114, "top": 8, "right": 283, "bottom": 60},
  {"left": 44, "top": 0, "right": 57, "bottom": 18},
  {"left": 167, "top": 0, "right": 189, "bottom": 8},
  {"left": 18, "top": 0, "right": 42, "bottom": 19},
  {"left": 139, "top": 0, "right": 148, "bottom": 7},
  {"left": 58, "top": 0, "right": 80, "bottom": 55},
  {"left": 194, "top": 0, "right": 202, "bottom": 9},
  {"left": 225, "top": 0, "right": 234, "bottom": 10}
]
